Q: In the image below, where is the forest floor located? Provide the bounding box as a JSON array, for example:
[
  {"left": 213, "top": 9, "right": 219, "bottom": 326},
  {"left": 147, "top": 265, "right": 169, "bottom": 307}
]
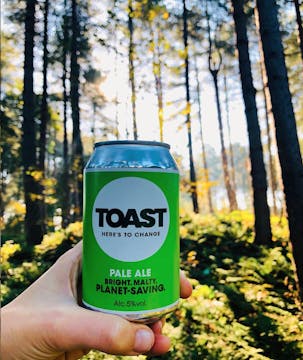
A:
[{"left": 2, "top": 211, "right": 303, "bottom": 360}]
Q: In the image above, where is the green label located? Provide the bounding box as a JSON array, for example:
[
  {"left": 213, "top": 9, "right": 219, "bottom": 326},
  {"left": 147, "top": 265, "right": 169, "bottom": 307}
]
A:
[{"left": 82, "top": 170, "right": 180, "bottom": 314}]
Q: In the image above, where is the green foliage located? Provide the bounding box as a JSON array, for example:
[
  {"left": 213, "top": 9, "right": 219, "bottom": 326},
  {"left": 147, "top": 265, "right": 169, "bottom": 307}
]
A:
[
  {"left": 82, "top": 212, "right": 302, "bottom": 359},
  {"left": 175, "top": 212, "right": 303, "bottom": 360},
  {"left": 2, "top": 213, "right": 303, "bottom": 359}
]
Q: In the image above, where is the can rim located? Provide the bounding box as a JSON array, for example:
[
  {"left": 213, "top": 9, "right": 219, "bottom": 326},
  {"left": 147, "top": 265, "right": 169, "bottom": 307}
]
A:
[{"left": 94, "top": 140, "right": 170, "bottom": 149}]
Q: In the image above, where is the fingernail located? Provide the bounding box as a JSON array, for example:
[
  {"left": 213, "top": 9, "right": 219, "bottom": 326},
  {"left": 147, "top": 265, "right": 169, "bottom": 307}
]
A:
[{"left": 134, "top": 329, "right": 154, "bottom": 353}]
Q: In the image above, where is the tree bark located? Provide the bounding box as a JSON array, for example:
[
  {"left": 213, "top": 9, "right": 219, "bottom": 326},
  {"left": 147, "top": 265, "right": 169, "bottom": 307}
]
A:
[
  {"left": 71, "top": 0, "right": 84, "bottom": 220},
  {"left": 294, "top": 0, "right": 303, "bottom": 65},
  {"left": 223, "top": 73, "right": 237, "bottom": 191},
  {"left": 194, "top": 55, "right": 213, "bottom": 213},
  {"left": 212, "top": 70, "right": 238, "bottom": 211},
  {"left": 151, "top": 27, "right": 164, "bottom": 142},
  {"left": 22, "top": 0, "right": 44, "bottom": 246},
  {"left": 183, "top": 0, "right": 199, "bottom": 213},
  {"left": 37, "top": 0, "right": 49, "bottom": 233},
  {"left": 232, "top": 0, "right": 272, "bottom": 245},
  {"left": 255, "top": 16, "right": 279, "bottom": 216},
  {"left": 256, "top": 0, "right": 303, "bottom": 299},
  {"left": 128, "top": 0, "right": 138, "bottom": 140},
  {"left": 206, "top": 7, "right": 237, "bottom": 212},
  {"left": 62, "top": 0, "right": 70, "bottom": 228},
  {"left": 38, "top": 0, "right": 49, "bottom": 172}
]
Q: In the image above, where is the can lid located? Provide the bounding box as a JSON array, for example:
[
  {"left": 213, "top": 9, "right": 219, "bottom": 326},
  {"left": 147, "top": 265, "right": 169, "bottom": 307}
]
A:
[{"left": 94, "top": 140, "right": 170, "bottom": 149}]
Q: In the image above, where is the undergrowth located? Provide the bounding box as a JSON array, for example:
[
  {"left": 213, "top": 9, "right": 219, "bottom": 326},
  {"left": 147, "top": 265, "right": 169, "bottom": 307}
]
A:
[{"left": 1, "top": 212, "right": 302, "bottom": 359}]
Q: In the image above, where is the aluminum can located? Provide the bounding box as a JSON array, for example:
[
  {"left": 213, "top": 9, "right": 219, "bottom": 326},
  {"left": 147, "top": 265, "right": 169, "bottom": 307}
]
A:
[{"left": 82, "top": 140, "right": 180, "bottom": 323}]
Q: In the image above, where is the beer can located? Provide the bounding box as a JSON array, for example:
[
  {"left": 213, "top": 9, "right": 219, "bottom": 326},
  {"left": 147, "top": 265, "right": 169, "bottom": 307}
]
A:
[{"left": 82, "top": 140, "right": 180, "bottom": 323}]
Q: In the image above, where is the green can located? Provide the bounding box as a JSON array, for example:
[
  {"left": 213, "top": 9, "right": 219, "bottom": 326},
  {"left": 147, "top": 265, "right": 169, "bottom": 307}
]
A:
[{"left": 82, "top": 140, "right": 180, "bottom": 323}]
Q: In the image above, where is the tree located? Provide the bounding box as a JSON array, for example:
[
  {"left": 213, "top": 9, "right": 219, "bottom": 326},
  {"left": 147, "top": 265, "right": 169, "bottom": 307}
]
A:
[
  {"left": 293, "top": 0, "right": 303, "bottom": 65},
  {"left": 194, "top": 54, "right": 214, "bottom": 213},
  {"left": 223, "top": 72, "right": 236, "bottom": 191},
  {"left": 206, "top": 4, "right": 238, "bottom": 212},
  {"left": 183, "top": 0, "right": 199, "bottom": 213},
  {"left": 83, "top": 67, "right": 106, "bottom": 148},
  {"left": 37, "top": 0, "right": 50, "bottom": 232},
  {"left": 61, "top": 0, "right": 71, "bottom": 228},
  {"left": 128, "top": 0, "right": 138, "bottom": 140},
  {"left": 22, "top": 0, "right": 44, "bottom": 245},
  {"left": 0, "top": 34, "right": 23, "bottom": 223},
  {"left": 70, "top": 0, "right": 84, "bottom": 220},
  {"left": 255, "top": 10, "right": 280, "bottom": 216},
  {"left": 38, "top": 0, "right": 49, "bottom": 172},
  {"left": 149, "top": 11, "right": 165, "bottom": 142},
  {"left": 256, "top": 0, "right": 303, "bottom": 298},
  {"left": 231, "top": 0, "right": 272, "bottom": 245}
]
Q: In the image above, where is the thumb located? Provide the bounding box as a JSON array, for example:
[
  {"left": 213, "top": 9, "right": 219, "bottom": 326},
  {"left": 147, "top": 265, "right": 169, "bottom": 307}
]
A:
[{"left": 54, "top": 306, "right": 155, "bottom": 355}]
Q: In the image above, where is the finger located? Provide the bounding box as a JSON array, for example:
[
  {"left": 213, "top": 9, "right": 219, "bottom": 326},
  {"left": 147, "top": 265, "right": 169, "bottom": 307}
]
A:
[
  {"left": 55, "top": 349, "right": 89, "bottom": 360},
  {"left": 180, "top": 270, "right": 192, "bottom": 298},
  {"left": 47, "top": 241, "right": 83, "bottom": 299},
  {"left": 150, "top": 320, "right": 163, "bottom": 334},
  {"left": 148, "top": 334, "right": 171, "bottom": 356},
  {"left": 55, "top": 241, "right": 83, "bottom": 270},
  {"left": 55, "top": 307, "right": 155, "bottom": 356},
  {"left": 8, "top": 243, "right": 84, "bottom": 308}
]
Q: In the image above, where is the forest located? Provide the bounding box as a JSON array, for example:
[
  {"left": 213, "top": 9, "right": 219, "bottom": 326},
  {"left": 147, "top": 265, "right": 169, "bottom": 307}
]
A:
[{"left": 1, "top": 0, "right": 303, "bottom": 359}]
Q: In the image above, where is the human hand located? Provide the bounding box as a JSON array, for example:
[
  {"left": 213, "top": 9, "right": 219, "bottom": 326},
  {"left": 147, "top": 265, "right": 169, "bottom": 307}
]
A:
[{"left": 1, "top": 241, "right": 192, "bottom": 360}]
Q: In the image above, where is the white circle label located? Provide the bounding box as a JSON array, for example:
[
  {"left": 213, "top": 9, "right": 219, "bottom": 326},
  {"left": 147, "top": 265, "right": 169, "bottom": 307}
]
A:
[{"left": 92, "top": 177, "right": 169, "bottom": 262}]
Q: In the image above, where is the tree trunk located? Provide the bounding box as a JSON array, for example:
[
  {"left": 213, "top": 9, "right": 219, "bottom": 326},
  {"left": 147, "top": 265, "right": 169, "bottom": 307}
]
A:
[
  {"left": 151, "top": 26, "right": 164, "bottom": 142},
  {"left": 91, "top": 101, "right": 97, "bottom": 147},
  {"left": 71, "top": 0, "right": 84, "bottom": 220},
  {"left": 294, "top": 0, "right": 303, "bottom": 65},
  {"left": 183, "top": 0, "right": 199, "bottom": 214},
  {"left": 212, "top": 70, "right": 238, "bottom": 212},
  {"left": 38, "top": 0, "right": 49, "bottom": 233},
  {"left": 61, "top": 0, "right": 70, "bottom": 228},
  {"left": 223, "top": 73, "right": 237, "bottom": 191},
  {"left": 22, "top": 0, "right": 44, "bottom": 246},
  {"left": 206, "top": 7, "right": 237, "bottom": 212},
  {"left": 255, "top": 18, "right": 279, "bottom": 216},
  {"left": 232, "top": 0, "right": 272, "bottom": 245},
  {"left": 256, "top": 0, "right": 303, "bottom": 299},
  {"left": 194, "top": 55, "right": 213, "bottom": 213},
  {"left": 114, "top": 32, "right": 120, "bottom": 140},
  {"left": 38, "top": 0, "right": 49, "bottom": 172},
  {"left": 128, "top": 0, "right": 138, "bottom": 140}
]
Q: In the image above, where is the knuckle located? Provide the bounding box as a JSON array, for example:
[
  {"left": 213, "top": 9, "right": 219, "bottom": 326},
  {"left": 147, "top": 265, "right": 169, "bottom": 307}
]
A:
[{"left": 103, "top": 318, "right": 134, "bottom": 354}]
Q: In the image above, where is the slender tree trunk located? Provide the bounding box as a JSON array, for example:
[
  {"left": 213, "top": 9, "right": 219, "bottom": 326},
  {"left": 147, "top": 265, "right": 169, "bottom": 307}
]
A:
[
  {"left": 91, "top": 101, "right": 96, "bottom": 147},
  {"left": 22, "top": 0, "right": 44, "bottom": 246},
  {"left": 156, "top": 36, "right": 164, "bottom": 143},
  {"left": 223, "top": 73, "right": 237, "bottom": 191},
  {"left": 38, "top": 0, "right": 49, "bottom": 233},
  {"left": 232, "top": 0, "right": 272, "bottom": 245},
  {"left": 128, "top": 0, "right": 138, "bottom": 140},
  {"left": 62, "top": 0, "right": 70, "bottom": 228},
  {"left": 0, "top": 145, "right": 5, "bottom": 220},
  {"left": 114, "top": 33, "right": 120, "bottom": 140},
  {"left": 294, "top": 0, "right": 303, "bottom": 65},
  {"left": 263, "top": 85, "right": 279, "bottom": 216},
  {"left": 183, "top": 0, "right": 199, "bottom": 213},
  {"left": 255, "top": 22, "right": 279, "bottom": 216},
  {"left": 194, "top": 55, "right": 213, "bottom": 213},
  {"left": 71, "top": 0, "right": 84, "bottom": 220},
  {"left": 206, "top": 7, "right": 237, "bottom": 212},
  {"left": 38, "top": 0, "right": 49, "bottom": 172},
  {"left": 212, "top": 70, "right": 238, "bottom": 211},
  {"left": 256, "top": 0, "right": 303, "bottom": 299},
  {"left": 151, "top": 26, "right": 164, "bottom": 142}
]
